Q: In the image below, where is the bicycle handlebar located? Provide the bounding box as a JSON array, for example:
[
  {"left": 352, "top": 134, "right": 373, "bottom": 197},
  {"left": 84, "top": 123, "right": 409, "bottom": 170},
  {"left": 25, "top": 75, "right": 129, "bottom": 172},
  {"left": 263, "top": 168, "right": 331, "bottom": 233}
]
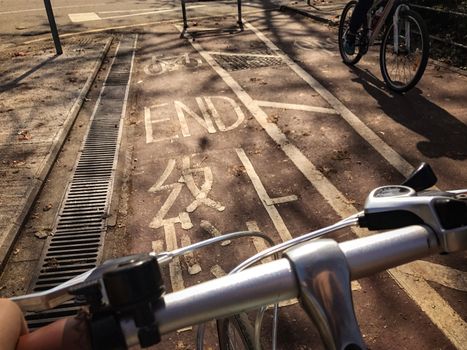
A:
[{"left": 120, "top": 225, "right": 438, "bottom": 347}]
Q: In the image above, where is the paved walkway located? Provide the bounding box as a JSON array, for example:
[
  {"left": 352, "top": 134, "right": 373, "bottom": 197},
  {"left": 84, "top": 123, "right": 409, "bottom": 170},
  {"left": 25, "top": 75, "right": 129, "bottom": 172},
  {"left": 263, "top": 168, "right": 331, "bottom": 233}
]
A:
[{"left": 0, "top": 36, "right": 111, "bottom": 270}]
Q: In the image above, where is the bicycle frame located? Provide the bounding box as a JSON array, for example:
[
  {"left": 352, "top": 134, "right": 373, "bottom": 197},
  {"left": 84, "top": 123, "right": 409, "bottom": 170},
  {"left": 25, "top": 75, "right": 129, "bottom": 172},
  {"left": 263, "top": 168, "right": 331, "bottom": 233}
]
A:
[
  {"left": 367, "top": 0, "right": 396, "bottom": 45},
  {"left": 366, "top": 0, "right": 411, "bottom": 52}
]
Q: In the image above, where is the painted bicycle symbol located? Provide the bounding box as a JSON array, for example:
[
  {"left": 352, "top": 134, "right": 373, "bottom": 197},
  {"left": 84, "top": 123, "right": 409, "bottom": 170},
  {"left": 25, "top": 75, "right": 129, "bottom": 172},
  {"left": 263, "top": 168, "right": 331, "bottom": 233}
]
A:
[{"left": 144, "top": 53, "right": 203, "bottom": 76}]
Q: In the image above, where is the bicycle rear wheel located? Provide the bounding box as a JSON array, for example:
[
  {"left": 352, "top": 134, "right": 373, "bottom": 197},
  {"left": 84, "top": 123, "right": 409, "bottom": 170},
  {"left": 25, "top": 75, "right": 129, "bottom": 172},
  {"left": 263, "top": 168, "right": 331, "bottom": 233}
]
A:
[
  {"left": 338, "top": 0, "right": 364, "bottom": 65},
  {"left": 380, "top": 9, "right": 429, "bottom": 92}
]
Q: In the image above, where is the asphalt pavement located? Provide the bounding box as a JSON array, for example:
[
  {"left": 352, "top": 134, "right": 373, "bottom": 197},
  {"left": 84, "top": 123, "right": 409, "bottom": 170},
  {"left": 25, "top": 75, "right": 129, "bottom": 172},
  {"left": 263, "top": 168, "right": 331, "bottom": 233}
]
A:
[
  {"left": 0, "top": 1, "right": 465, "bottom": 348},
  {"left": 0, "top": 0, "right": 464, "bottom": 281}
]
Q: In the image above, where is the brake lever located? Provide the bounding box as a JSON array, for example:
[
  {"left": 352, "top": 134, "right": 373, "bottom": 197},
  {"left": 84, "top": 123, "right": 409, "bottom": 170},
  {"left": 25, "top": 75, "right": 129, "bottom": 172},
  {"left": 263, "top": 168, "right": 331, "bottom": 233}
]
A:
[
  {"left": 10, "top": 268, "right": 96, "bottom": 312},
  {"left": 11, "top": 253, "right": 160, "bottom": 312}
]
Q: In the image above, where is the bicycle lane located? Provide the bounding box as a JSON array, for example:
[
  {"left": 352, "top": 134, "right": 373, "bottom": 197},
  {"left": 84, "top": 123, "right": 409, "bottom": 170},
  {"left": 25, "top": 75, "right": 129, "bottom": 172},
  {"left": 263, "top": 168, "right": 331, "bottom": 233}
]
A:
[
  {"left": 257, "top": 11, "right": 467, "bottom": 348},
  {"left": 184, "top": 12, "right": 467, "bottom": 348},
  {"left": 119, "top": 16, "right": 461, "bottom": 350},
  {"left": 176, "top": 15, "right": 465, "bottom": 349}
]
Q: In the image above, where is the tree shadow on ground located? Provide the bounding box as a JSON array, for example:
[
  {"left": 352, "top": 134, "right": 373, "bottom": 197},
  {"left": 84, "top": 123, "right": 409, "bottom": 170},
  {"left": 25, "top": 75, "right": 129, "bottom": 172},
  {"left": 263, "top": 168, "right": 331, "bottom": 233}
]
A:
[{"left": 0, "top": 55, "right": 59, "bottom": 93}]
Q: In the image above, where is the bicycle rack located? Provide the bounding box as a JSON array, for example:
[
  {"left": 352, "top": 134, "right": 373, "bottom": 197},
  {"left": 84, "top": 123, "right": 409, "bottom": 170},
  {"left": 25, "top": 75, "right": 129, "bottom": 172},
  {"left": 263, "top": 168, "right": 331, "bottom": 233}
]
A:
[{"left": 180, "top": 0, "right": 244, "bottom": 39}]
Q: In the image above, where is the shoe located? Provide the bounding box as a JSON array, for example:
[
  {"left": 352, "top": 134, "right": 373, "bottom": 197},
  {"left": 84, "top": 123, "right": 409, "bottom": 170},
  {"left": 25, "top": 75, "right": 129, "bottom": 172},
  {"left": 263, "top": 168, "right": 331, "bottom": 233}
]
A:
[{"left": 344, "top": 33, "right": 356, "bottom": 55}]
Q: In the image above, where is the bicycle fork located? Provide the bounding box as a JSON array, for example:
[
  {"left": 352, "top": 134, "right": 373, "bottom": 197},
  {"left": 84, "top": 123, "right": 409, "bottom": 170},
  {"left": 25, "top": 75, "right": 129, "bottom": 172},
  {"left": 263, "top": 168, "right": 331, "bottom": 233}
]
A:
[{"left": 393, "top": 4, "right": 411, "bottom": 53}]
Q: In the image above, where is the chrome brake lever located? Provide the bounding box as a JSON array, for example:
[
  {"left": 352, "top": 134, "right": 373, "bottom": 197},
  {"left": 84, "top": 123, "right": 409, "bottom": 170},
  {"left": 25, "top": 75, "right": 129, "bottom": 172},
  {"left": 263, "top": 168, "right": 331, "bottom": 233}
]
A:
[{"left": 10, "top": 268, "right": 95, "bottom": 312}]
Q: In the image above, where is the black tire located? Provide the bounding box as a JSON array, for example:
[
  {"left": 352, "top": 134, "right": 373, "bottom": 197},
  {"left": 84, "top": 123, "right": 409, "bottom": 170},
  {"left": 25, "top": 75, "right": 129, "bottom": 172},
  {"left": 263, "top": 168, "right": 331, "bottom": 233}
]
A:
[
  {"left": 338, "top": 0, "right": 363, "bottom": 65},
  {"left": 217, "top": 313, "right": 256, "bottom": 350},
  {"left": 380, "top": 9, "right": 429, "bottom": 92}
]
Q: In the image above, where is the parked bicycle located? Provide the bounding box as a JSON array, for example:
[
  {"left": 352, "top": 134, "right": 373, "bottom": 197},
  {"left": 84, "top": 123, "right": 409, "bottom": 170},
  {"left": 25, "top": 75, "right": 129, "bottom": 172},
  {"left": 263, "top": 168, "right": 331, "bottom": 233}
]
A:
[
  {"left": 338, "top": 0, "right": 430, "bottom": 92},
  {"left": 10, "top": 164, "right": 467, "bottom": 350}
]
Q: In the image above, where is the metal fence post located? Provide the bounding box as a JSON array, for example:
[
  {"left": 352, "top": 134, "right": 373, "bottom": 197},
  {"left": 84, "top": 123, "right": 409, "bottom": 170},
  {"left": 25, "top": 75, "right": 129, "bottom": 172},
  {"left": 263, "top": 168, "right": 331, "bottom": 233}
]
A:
[{"left": 43, "top": 0, "right": 62, "bottom": 55}]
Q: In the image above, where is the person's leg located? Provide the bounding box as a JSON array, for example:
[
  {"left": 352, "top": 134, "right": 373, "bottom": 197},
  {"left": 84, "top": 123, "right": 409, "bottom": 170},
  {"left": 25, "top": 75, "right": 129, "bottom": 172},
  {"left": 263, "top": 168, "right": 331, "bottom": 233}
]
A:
[
  {"left": 344, "top": 0, "right": 374, "bottom": 54},
  {"left": 349, "top": 0, "right": 374, "bottom": 34},
  {"left": 0, "top": 299, "right": 28, "bottom": 350}
]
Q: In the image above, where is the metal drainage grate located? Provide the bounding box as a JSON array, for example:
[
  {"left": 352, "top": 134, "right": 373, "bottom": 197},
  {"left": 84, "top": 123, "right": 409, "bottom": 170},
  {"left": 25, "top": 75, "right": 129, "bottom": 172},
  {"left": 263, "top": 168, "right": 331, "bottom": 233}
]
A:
[
  {"left": 25, "top": 35, "right": 136, "bottom": 329},
  {"left": 211, "top": 52, "right": 284, "bottom": 71}
]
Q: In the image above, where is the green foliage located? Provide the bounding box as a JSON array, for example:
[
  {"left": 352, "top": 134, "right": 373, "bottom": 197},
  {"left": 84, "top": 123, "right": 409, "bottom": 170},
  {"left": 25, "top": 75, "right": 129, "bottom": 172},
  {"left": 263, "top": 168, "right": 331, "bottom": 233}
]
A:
[{"left": 411, "top": 1, "right": 467, "bottom": 68}]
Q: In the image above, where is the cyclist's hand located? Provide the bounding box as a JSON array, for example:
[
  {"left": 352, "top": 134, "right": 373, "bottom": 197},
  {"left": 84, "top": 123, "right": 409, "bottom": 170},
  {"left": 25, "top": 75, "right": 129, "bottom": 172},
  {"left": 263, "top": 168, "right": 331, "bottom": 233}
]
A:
[
  {"left": 0, "top": 298, "right": 92, "bottom": 350},
  {"left": 0, "top": 298, "right": 28, "bottom": 350}
]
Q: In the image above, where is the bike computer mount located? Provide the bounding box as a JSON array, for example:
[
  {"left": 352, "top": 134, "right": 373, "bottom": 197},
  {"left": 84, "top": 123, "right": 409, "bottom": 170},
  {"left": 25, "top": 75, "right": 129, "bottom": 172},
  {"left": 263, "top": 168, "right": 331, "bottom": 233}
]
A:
[{"left": 359, "top": 164, "right": 467, "bottom": 253}]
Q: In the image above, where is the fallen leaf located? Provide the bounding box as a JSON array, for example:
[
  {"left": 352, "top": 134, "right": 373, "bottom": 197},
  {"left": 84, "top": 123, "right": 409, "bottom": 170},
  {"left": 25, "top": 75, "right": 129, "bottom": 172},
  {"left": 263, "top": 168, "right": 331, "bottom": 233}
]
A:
[
  {"left": 43, "top": 203, "right": 53, "bottom": 211},
  {"left": 17, "top": 130, "right": 31, "bottom": 141},
  {"left": 34, "top": 231, "right": 49, "bottom": 239}
]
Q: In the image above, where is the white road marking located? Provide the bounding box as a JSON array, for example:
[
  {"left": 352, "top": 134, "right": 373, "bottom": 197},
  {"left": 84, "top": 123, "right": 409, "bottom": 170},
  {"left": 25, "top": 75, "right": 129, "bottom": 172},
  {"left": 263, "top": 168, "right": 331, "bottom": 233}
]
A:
[
  {"left": 185, "top": 25, "right": 466, "bottom": 346},
  {"left": 145, "top": 96, "right": 244, "bottom": 142},
  {"left": 69, "top": 12, "right": 101, "bottom": 23},
  {"left": 204, "top": 96, "right": 246, "bottom": 131},
  {"left": 103, "top": 5, "right": 206, "bottom": 20},
  {"left": 180, "top": 234, "right": 202, "bottom": 275},
  {"left": 236, "top": 148, "right": 294, "bottom": 242},
  {"left": 99, "top": 8, "right": 162, "bottom": 14},
  {"left": 68, "top": 5, "right": 207, "bottom": 23},
  {"left": 148, "top": 159, "right": 176, "bottom": 192},
  {"left": 264, "top": 195, "right": 298, "bottom": 206},
  {"left": 188, "top": 35, "right": 364, "bottom": 225},
  {"left": 200, "top": 220, "right": 231, "bottom": 246},
  {"left": 397, "top": 260, "right": 467, "bottom": 292},
  {"left": 151, "top": 240, "right": 164, "bottom": 253},
  {"left": 148, "top": 177, "right": 186, "bottom": 230},
  {"left": 211, "top": 264, "right": 227, "bottom": 278},
  {"left": 245, "top": 22, "right": 414, "bottom": 178},
  {"left": 0, "top": 4, "right": 99, "bottom": 15},
  {"left": 175, "top": 100, "right": 216, "bottom": 137},
  {"left": 23, "top": 9, "right": 268, "bottom": 44},
  {"left": 182, "top": 156, "right": 225, "bottom": 213},
  {"left": 144, "top": 53, "right": 203, "bottom": 76},
  {"left": 256, "top": 100, "right": 338, "bottom": 115},
  {"left": 246, "top": 221, "right": 273, "bottom": 263},
  {"left": 144, "top": 104, "right": 178, "bottom": 143},
  {"left": 245, "top": 22, "right": 467, "bottom": 346},
  {"left": 391, "top": 266, "right": 467, "bottom": 348},
  {"left": 165, "top": 224, "right": 185, "bottom": 291}
]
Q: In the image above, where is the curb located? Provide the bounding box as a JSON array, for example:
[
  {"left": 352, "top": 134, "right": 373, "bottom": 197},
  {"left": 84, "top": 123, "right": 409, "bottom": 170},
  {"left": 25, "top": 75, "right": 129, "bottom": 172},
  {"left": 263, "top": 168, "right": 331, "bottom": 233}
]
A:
[
  {"left": 0, "top": 37, "right": 113, "bottom": 273},
  {"left": 279, "top": 5, "right": 339, "bottom": 26}
]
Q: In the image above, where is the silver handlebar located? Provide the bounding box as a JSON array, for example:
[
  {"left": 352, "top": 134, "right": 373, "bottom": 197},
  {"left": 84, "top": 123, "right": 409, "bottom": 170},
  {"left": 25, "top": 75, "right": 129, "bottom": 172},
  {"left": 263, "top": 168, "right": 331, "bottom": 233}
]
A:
[{"left": 120, "top": 225, "right": 439, "bottom": 348}]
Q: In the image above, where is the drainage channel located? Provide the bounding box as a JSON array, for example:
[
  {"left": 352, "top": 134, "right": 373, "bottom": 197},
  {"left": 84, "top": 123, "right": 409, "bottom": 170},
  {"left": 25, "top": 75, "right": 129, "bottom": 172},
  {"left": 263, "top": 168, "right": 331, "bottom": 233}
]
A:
[{"left": 25, "top": 35, "right": 137, "bottom": 329}]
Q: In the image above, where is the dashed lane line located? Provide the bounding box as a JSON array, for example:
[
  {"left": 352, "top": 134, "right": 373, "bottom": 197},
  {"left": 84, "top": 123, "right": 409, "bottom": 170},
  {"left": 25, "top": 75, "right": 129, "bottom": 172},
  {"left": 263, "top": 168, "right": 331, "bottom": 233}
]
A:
[{"left": 184, "top": 24, "right": 466, "bottom": 348}]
